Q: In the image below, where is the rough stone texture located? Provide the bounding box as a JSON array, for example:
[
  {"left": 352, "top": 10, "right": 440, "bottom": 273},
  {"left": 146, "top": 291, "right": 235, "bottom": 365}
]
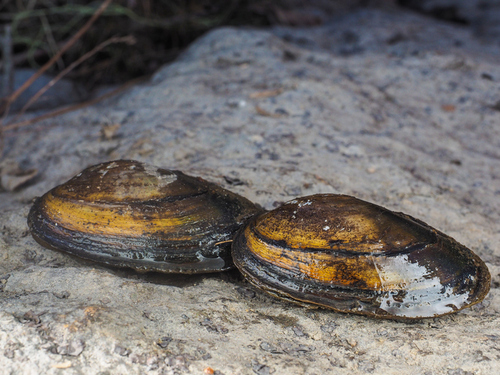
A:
[{"left": 1, "top": 7, "right": 500, "bottom": 375}]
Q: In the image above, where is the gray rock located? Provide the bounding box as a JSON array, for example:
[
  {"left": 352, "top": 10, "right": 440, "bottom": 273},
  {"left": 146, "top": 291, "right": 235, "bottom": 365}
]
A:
[{"left": 1, "top": 7, "right": 499, "bottom": 375}]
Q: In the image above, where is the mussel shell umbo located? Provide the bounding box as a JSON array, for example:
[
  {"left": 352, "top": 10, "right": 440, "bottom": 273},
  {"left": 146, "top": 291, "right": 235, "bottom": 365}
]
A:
[
  {"left": 28, "top": 160, "right": 263, "bottom": 273},
  {"left": 232, "top": 194, "right": 491, "bottom": 319}
]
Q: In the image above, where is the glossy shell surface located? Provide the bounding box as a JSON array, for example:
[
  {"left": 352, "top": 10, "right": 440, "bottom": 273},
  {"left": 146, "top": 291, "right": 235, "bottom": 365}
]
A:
[
  {"left": 28, "top": 160, "right": 263, "bottom": 273},
  {"left": 233, "top": 194, "right": 491, "bottom": 319}
]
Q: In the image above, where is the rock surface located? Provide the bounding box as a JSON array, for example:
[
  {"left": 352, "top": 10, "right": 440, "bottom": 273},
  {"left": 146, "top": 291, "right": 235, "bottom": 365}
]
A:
[{"left": 1, "top": 7, "right": 499, "bottom": 375}]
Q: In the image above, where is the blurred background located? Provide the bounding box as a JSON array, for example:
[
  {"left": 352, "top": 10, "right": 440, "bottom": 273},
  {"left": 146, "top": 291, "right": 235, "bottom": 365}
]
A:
[{"left": 1, "top": 0, "right": 498, "bottom": 111}]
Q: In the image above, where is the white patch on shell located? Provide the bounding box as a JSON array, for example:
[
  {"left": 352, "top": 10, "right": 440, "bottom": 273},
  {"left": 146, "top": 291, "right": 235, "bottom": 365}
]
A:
[
  {"left": 95, "top": 161, "right": 117, "bottom": 179},
  {"left": 297, "top": 200, "right": 312, "bottom": 208},
  {"left": 106, "top": 161, "right": 119, "bottom": 169},
  {"left": 141, "top": 162, "right": 177, "bottom": 187},
  {"left": 372, "top": 254, "right": 471, "bottom": 318}
]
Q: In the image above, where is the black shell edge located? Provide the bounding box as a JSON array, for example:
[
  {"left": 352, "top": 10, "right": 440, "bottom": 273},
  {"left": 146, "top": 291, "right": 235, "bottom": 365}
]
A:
[
  {"left": 27, "top": 197, "right": 234, "bottom": 274},
  {"left": 232, "top": 217, "right": 492, "bottom": 320}
]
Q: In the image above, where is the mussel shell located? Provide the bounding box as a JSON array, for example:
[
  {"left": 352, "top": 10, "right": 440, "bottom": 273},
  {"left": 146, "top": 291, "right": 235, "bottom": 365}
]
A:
[
  {"left": 232, "top": 194, "right": 491, "bottom": 319},
  {"left": 28, "top": 160, "right": 263, "bottom": 273}
]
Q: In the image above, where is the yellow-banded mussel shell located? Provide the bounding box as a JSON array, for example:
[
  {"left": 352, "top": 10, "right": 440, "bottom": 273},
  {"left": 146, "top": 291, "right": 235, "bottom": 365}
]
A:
[
  {"left": 28, "top": 160, "right": 263, "bottom": 273},
  {"left": 232, "top": 194, "right": 491, "bottom": 319}
]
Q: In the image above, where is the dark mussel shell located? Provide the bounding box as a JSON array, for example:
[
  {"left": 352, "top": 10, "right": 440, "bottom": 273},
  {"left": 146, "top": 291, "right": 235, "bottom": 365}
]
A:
[
  {"left": 232, "top": 194, "right": 491, "bottom": 319},
  {"left": 28, "top": 160, "right": 263, "bottom": 273}
]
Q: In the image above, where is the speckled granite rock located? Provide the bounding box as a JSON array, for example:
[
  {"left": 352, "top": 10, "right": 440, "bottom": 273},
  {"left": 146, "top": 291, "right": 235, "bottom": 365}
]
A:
[{"left": 1, "top": 7, "right": 499, "bottom": 375}]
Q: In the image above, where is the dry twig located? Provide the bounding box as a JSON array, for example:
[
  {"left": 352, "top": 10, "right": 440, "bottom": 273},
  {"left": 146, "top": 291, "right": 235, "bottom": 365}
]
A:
[
  {"left": 0, "top": 0, "right": 113, "bottom": 118},
  {"left": 1, "top": 24, "right": 13, "bottom": 98},
  {"left": 12, "top": 35, "right": 136, "bottom": 122},
  {"left": 2, "top": 76, "right": 147, "bottom": 133}
]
